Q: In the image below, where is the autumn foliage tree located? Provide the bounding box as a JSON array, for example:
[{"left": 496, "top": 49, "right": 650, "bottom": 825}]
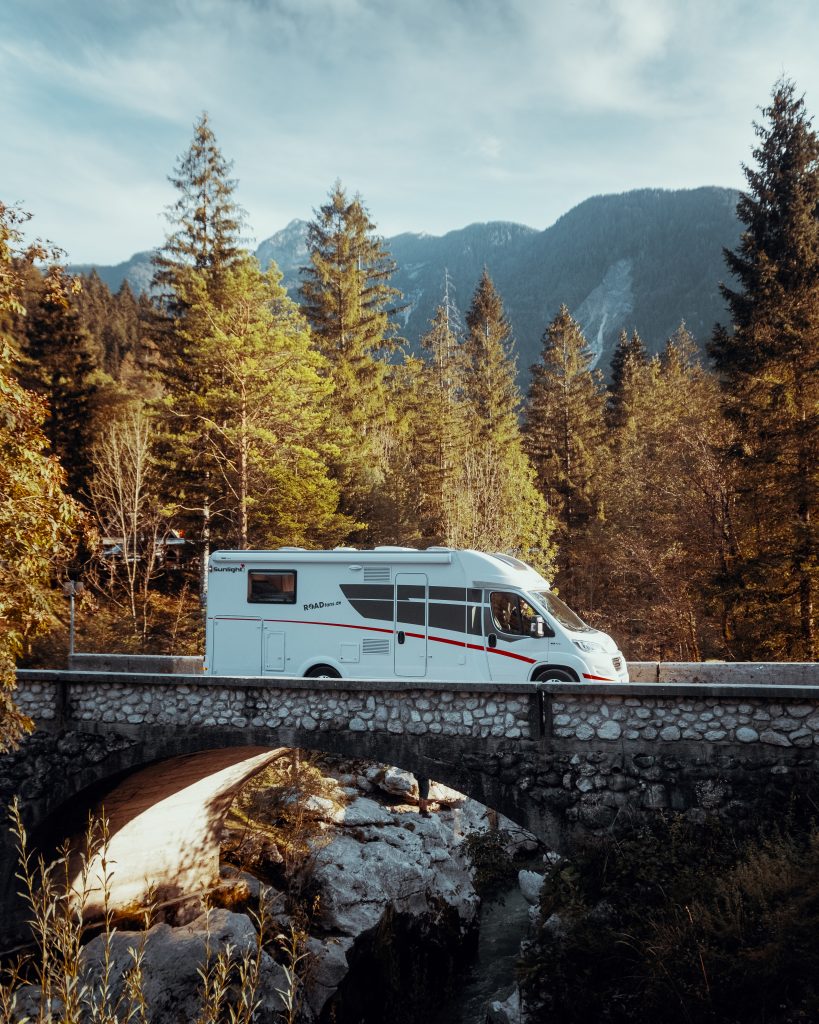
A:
[{"left": 0, "top": 202, "right": 82, "bottom": 750}]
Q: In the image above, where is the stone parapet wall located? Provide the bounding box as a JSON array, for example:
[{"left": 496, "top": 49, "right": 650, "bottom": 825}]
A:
[
  {"left": 549, "top": 694, "right": 819, "bottom": 748},
  {"left": 68, "top": 653, "right": 205, "bottom": 674},
  {"left": 14, "top": 678, "right": 58, "bottom": 720},
  {"left": 628, "top": 661, "right": 818, "bottom": 684},
  {"left": 14, "top": 669, "right": 819, "bottom": 754},
  {"left": 15, "top": 673, "right": 534, "bottom": 740}
]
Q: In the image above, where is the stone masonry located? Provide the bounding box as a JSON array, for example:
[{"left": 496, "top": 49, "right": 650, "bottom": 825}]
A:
[
  {"left": 14, "top": 675, "right": 532, "bottom": 739},
  {"left": 2, "top": 666, "right": 819, "bottom": 943}
]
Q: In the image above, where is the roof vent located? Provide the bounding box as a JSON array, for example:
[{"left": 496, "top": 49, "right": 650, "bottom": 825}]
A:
[{"left": 492, "top": 552, "right": 532, "bottom": 571}]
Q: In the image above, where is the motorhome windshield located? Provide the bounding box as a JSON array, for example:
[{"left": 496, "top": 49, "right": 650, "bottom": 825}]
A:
[{"left": 530, "top": 590, "right": 595, "bottom": 633}]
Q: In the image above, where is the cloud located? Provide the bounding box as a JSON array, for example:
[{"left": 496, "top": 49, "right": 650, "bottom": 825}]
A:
[{"left": 3, "top": 0, "right": 819, "bottom": 260}]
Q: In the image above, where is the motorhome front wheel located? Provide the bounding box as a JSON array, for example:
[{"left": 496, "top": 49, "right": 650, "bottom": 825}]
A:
[{"left": 532, "top": 667, "right": 576, "bottom": 683}]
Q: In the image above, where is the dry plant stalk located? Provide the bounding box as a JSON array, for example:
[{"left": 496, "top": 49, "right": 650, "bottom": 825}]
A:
[
  {"left": 1, "top": 798, "right": 152, "bottom": 1023},
  {"left": 1, "top": 801, "right": 289, "bottom": 1023}
]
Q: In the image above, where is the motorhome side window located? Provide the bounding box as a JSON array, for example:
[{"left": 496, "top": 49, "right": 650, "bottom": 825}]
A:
[{"left": 247, "top": 571, "right": 296, "bottom": 604}]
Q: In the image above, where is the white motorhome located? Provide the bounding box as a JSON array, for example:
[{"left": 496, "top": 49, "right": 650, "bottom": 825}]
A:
[{"left": 205, "top": 547, "right": 628, "bottom": 683}]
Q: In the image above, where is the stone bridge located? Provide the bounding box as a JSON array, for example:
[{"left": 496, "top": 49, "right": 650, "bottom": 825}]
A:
[{"left": 1, "top": 663, "right": 818, "bottom": 944}]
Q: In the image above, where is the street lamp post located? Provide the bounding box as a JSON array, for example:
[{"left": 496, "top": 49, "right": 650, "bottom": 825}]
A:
[{"left": 62, "top": 580, "right": 85, "bottom": 663}]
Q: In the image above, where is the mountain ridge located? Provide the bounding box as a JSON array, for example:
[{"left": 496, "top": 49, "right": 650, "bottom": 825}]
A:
[{"left": 69, "top": 186, "right": 741, "bottom": 381}]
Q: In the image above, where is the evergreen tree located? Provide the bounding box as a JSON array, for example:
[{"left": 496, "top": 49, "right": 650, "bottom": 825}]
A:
[
  {"left": 409, "top": 301, "right": 471, "bottom": 543},
  {"left": 463, "top": 269, "right": 520, "bottom": 447},
  {"left": 75, "top": 274, "right": 145, "bottom": 380},
  {"left": 158, "top": 256, "right": 354, "bottom": 554},
  {"left": 456, "top": 271, "right": 555, "bottom": 571},
  {"left": 151, "top": 114, "right": 248, "bottom": 599},
  {"left": 73, "top": 270, "right": 110, "bottom": 369},
  {"left": 298, "top": 182, "right": 404, "bottom": 533},
  {"left": 709, "top": 79, "right": 819, "bottom": 659},
  {"left": 16, "top": 268, "right": 99, "bottom": 498},
  {"left": 607, "top": 327, "right": 649, "bottom": 428},
  {"left": 152, "top": 112, "right": 246, "bottom": 305},
  {"left": 524, "top": 305, "right": 607, "bottom": 606},
  {"left": 592, "top": 323, "right": 736, "bottom": 659}
]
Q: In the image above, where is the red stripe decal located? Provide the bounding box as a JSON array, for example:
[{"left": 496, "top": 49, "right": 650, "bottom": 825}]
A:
[
  {"left": 254, "top": 619, "right": 535, "bottom": 665},
  {"left": 430, "top": 635, "right": 467, "bottom": 649},
  {"left": 262, "top": 619, "right": 393, "bottom": 635},
  {"left": 488, "top": 647, "right": 537, "bottom": 665},
  {"left": 583, "top": 673, "right": 616, "bottom": 681}
]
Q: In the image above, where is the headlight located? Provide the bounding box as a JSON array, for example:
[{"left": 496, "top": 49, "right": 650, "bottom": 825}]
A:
[{"left": 572, "top": 639, "right": 606, "bottom": 653}]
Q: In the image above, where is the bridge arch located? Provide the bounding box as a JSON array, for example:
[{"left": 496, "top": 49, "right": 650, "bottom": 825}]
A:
[
  {"left": 4, "top": 667, "right": 819, "bottom": 945},
  {"left": 0, "top": 722, "right": 556, "bottom": 944}
]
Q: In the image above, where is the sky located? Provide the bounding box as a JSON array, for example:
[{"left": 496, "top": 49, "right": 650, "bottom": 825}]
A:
[{"left": 3, "top": 0, "right": 819, "bottom": 265}]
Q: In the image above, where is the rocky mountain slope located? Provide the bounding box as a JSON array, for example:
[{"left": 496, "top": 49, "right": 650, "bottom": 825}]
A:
[{"left": 71, "top": 187, "right": 741, "bottom": 381}]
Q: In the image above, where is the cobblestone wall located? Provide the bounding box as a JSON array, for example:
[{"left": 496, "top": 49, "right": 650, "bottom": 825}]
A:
[
  {"left": 4, "top": 670, "right": 819, "bottom": 937},
  {"left": 551, "top": 694, "right": 819, "bottom": 748},
  {"left": 14, "top": 672, "right": 819, "bottom": 752},
  {"left": 14, "top": 674, "right": 533, "bottom": 739}
]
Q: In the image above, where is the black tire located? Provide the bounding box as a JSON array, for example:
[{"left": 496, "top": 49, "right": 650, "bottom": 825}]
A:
[
  {"left": 305, "top": 664, "right": 342, "bottom": 679},
  {"left": 533, "top": 667, "right": 576, "bottom": 683}
]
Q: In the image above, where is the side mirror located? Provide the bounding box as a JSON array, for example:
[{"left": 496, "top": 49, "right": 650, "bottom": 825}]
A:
[{"left": 530, "top": 616, "right": 546, "bottom": 638}]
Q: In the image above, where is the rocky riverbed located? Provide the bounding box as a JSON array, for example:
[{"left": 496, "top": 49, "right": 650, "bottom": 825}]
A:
[{"left": 10, "top": 756, "right": 542, "bottom": 1024}]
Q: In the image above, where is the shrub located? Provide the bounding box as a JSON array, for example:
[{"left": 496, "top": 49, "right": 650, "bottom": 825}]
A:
[{"left": 518, "top": 813, "right": 819, "bottom": 1024}]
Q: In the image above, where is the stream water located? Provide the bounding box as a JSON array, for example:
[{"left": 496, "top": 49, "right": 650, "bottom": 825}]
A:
[{"left": 430, "top": 876, "right": 534, "bottom": 1024}]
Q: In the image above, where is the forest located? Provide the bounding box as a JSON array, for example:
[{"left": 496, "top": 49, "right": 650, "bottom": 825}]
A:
[{"left": 1, "top": 78, "right": 817, "bottom": 751}]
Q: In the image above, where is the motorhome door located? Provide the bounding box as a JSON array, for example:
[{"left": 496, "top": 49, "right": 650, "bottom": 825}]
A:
[
  {"left": 394, "top": 573, "right": 428, "bottom": 677},
  {"left": 484, "top": 591, "right": 543, "bottom": 681},
  {"left": 262, "top": 623, "right": 285, "bottom": 673},
  {"left": 211, "top": 617, "right": 262, "bottom": 676}
]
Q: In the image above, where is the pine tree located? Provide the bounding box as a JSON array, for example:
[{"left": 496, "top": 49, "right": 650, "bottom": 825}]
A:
[
  {"left": 152, "top": 112, "right": 246, "bottom": 306},
  {"left": 709, "top": 79, "right": 819, "bottom": 659},
  {"left": 298, "top": 182, "right": 404, "bottom": 533},
  {"left": 591, "top": 323, "right": 737, "bottom": 659},
  {"left": 524, "top": 305, "right": 607, "bottom": 606},
  {"left": 74, "top": 274, "right": 147, "bottom": 382},
  {"left": 462, "top": 269, "right": 520, "bottom": 447},
  {"left": 607, "top": 328, "right": 649, "bottom": 428},
  {"left": 151, "top": 114, "right": 248, "bottom": 600},
  {"left": 455, "top": 270, "right": 555, "bottom": 571},
  {"left": 158, "top": 256, "right": 354, "bottom": 553},
  {"left": 409, "top": 301, "right": 471, "bottom": 543},
  {"left": 16, "top": 268, "right": 99, "bottom": 498},
  {"left": 299, "top": 182, "right": 402, "bottom": 423}
]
